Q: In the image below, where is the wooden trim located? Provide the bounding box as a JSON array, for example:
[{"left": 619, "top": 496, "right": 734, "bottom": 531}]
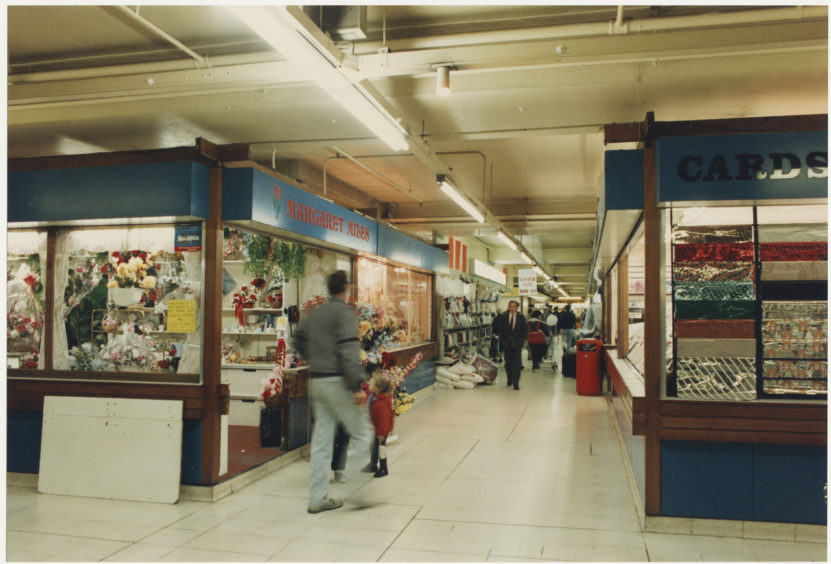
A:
[
  {"left": 8, "top": 144, "right": 217, "bottom": 171},
  {"left": 605, "top": 114, "right": 827, "bottom": 144},
  {"left": 657, "top": 400, "right": 827, "bottom": 445},
  {"left": 605, "top": 349, "right": 647, "bottom": 436},
  {"left": 44, "top": 229, "right": 56, "bottom": 370},
  {"left": 7, "top": 379, "right": 207, "bottom": 419},
  {"left": 7, "top": 369, "right": 200, "bottom": 384},
  {"left": 200, "top": 165, "right": 224, "bottom": 485},
  {"left": 642, "top": 142, "right": 662, "bottom": 516}
]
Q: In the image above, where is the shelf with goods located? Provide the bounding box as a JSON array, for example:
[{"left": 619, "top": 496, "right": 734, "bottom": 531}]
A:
[
  {"left": 438, "top": 289, "right": 499, "bottom": 360},
  {"left": 668, "top": 205, "right": 828, "bottom": 400}
]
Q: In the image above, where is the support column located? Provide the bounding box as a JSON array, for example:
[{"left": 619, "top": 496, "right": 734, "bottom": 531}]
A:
[{"left": 200, "top": 165, "right": 224, "bottom": 484}]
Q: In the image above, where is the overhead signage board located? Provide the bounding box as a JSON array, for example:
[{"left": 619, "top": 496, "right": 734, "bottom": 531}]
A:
[
  {"left": 223, "top": 168, "right": 376, "bottom": 254},
  {"left": 657, "top": 131, "right": 827, "bottom": 205},
  {"left": 518, "top": 268, "right": 537, "bottom": 296}
]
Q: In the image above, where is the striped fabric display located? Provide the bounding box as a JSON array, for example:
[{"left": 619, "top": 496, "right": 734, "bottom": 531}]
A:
[
  {"left": 674, "top": 281, "right": 754, "bottom": 302},
  {"left": 764, "top": 378, "right": 827, "bottom": 395},
  {"left": 762, "top": 301, "right": 828, "bottom": 320},
  {"left": 757, "top": 223, "right": 827, "bottom": 244},
  {"left": 672, "top": 225, "right": 753, "bottom": 245},
  {"left": 673, "top": 243, "right": 754, "bottom": 263},
  {"left": 673, "top": 262, "right": 753, "bottom": 283},
  {"left": 676, "top": 357, "right": 756, "bottom": 400},
  {"left": 759, "top": 242, "right": 828, "bottom": 262},
  {"left": 675, "top": 319, "right": 755, "bottom": 339},
  {"left": 761, "top": 261, "right": 828, "bottom": 282},
  {"left": 762, "top": 318, "right": 826, "bottom": 342},
  {"left": 763, "top": 359, "right": 827, "bottom": 380},
  {"left": 764, "top": 340, "right": 827, "bottom": 359},
  {"left": 675, "top": 300, "right": 755, "bottom": 320}
]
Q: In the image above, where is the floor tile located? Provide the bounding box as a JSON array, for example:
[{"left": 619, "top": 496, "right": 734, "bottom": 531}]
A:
[
  {"left": 103, "top": 542, "right": 176, "bottom": 561},
  {"left": 157, "top": 547, "right": 269, "bottom": 561},
  {"left": 5, "top": 534, "right": 130, "bottom": 562},
  {"left": 184, "top": 530, "right": 291, "bottom": 555},
  {"left": 267, "top": 539, "right": 385, "bottom": 562},
  {"left": 380, "top": 548, "right": 485, "bottom": 561}
]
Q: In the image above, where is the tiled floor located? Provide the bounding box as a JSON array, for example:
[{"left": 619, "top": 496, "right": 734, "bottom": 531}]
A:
[{"left": 7, "top": 349, "right": 828, "bottom": 561}]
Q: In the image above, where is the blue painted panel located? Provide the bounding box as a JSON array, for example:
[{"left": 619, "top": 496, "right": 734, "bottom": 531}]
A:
[
  {"left": 180, "top": 419, "right": 202, "bottom": 485},
  {"left": 657, "top": 131, "right": 828, "bottom": 203},
  {"left": 605, "top": 150, "right": 644, "bottom": 210},
  {"left": 7, "top": 411, "right": 43, "bottom": 473},
  {"left": 403, "top": 358, "right": 436, "bottom": 393},
  {"left": 661, "top": 440, "right": 754, "bottom": 520},
  {"left": 8, "top": 161, "right": 210, "bottom": 223},
  {"left": 377, "top": 223, "right": 449, "bottom": 273},
  {"left": 753, "top": 443, "right": 827, "bottom": 524},
  {"left": 222, "top": 168, "right": 376, "bottom": 253}
]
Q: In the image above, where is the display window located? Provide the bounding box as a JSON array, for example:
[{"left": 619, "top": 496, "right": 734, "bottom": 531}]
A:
[
  {"left": 354, "top": 257, "right": 433, "bottom": 364},
  {"left": 54, "top": 225, "right": 203, "bottom": 378},
  {"left": 619, "top": 226, "right": 673, "bottom": 381},
  {"left": 668, "top": 204, "right": 827, "bottom": 400},
  {"left": 221, "top": 227, "right": 328, "bottom": 367},
  {"left": 7, "top": 230, "right": 48, "bottom": 370}
]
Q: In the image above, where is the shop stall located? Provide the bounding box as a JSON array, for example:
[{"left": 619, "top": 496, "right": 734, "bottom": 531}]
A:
[
  {"left": 221, "top": 165, "right": 446, "bottom": 446},
  {"left": 7, "top": 143, "right": 225, "bottom": 486},
  {"left": 7, "top": 142, "right": 449, "bottom": 490},
  {"left": 596, "top": 115, "right": 827, "bottom": 525}
]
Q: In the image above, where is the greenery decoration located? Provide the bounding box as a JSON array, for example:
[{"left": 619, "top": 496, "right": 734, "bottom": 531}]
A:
[
  {"left": 242, "top": 233, "right": 278, "bottom": 280},
  {"left": 275, "top": 242, "right": 307, "bottom": 281}
]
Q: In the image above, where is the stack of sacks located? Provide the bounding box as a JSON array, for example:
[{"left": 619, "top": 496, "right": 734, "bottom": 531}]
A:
[{"left": 435, "top": 363, "right": 485, "bottom": 390}]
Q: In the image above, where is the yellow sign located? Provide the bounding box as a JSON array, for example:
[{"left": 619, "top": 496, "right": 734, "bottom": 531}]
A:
[{"left": 166, "top": 300, "right": 197, "bottom": 333}]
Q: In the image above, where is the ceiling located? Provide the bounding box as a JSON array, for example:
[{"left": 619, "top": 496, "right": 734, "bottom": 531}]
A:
[{"left": 7, "top": 4, "right": 829, "bottom": 298}]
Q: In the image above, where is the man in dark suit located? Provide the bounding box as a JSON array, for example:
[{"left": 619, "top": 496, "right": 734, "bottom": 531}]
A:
[{"left": 498, "top": 299, "right": 527, "bottom": 390}]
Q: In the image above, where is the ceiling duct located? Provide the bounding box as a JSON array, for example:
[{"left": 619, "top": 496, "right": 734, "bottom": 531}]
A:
[{"left": 302, "top": 6, "right": 368, "bottom": 40}]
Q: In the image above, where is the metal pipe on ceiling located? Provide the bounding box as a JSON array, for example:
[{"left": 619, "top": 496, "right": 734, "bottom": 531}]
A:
[
  {"left": 355, "top": 5, "right": 826, "bottom": 52},
  {"left": 116, "top": 6, "right": 209, "bottom": 68},
  {"left": 324, "top": 147, "right": 423, "bottom": 204}
]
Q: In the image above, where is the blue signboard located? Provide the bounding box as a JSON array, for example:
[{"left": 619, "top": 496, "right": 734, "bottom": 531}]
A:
[
  {"left": 8, "top": 161, "right": 210, "bottom": 223},
  {"left": 377, "top": 223, "right": 449, "bottom": 274},
  {"left": 657, "top": 131, "right": 827, "bottom": 204},
  {"left": 605, "top": 150, "right": 644, "bottom": 210},
  {"left": 223, "top": 168, "right": 376, "bottom": 254}
]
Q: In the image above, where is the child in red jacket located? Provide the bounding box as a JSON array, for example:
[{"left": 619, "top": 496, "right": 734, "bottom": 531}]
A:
[{"left": 364, "top": 372, "right": 394, "bottom": 478}]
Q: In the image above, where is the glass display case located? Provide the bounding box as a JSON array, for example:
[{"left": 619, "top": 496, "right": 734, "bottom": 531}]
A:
[
  {"left": 667, "top": 204, "right": 827, "bottom": 399},
  {"left": 54, "top": 225, "right": 203, "bottom": 376},
  {"left": 354, "top": 257, "right": 433, "bottom": 357}
]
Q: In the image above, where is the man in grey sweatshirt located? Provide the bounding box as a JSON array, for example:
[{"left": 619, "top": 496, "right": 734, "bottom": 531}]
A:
[{"left": 294, "top": 270, "right": 373, "bottom": 513}]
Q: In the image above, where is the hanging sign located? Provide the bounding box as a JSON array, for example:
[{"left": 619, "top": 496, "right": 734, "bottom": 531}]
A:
[
  {"left": 174, "top": 223, "right": 202, "bottom": 252},
  {"left": 518, "top": 268, "right": 537, "bottom": 296},
  {"left": 166, "top": 300, "right": 197, "bottom": 333},
  {"left": 448, "top": 236, "right": 468, "bottom": 275}
]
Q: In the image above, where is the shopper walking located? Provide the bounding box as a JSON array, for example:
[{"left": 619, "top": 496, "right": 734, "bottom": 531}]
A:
[
  {"left": 527, "top": 310, "right": 550, "bottom": 371},
  {"left": 559, "top": 303, "right": 577, "bottom": 354},
  {"left": 331, "top": 424, "right": 349, "bottom": 482},
  {"left": 544, "top": 309, "right": 558, "bottom": 361},
  {"left": 497, "top": 299, "right": 527, "bottom": 389},
  {"left": 294, "top": 270, "right": 374, "bottom": 514}
]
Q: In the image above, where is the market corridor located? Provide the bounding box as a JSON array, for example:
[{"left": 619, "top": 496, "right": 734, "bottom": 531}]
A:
[{"left": 6, "top": 355, "right": 827, "bottom": 562}]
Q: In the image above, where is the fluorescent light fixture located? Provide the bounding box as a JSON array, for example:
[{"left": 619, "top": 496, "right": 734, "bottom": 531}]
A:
[
  {"left": 497, "top": 231, "right": 517, "bottom": 250},
  {"left": 533, "top": 266, "right": 545, "bottom": 277},
  {"left": 437, "top": 175, "right": 484, "bottom": 223},
  {"left": 471, "top": 259, "right": 507, "bottom": 286},
  {"left": 520, "top": 252, "right": 533, "bottom": 264},
  {"left": 231, "top": 6, "right": 409, "bottom": 152}
]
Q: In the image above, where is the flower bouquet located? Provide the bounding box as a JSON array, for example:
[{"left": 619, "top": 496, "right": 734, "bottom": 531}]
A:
[
  {"left": 104, "top": 250, "right": 160, "bottom": 306},
  {"left": 232, "top": 281, "right": 260, "bottom": 326},
  {"left": 7, "top": 263, "right": 45, "bottom": 354},
  {"left": 260, "top": 364, "right": 283, "bottom": 408}
]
